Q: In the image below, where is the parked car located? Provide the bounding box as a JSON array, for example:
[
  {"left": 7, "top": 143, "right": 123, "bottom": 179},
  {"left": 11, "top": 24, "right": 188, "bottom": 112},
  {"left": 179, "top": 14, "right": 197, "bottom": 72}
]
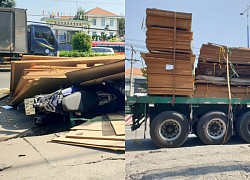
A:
[{"left": 91, "top": 47, "right": 114, "bottom": 54}]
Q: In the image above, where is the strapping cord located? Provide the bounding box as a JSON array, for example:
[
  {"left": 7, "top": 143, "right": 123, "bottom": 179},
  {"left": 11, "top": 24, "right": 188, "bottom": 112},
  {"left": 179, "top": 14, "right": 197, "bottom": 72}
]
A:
[
  {"left": 171, "top": 12, "right": 177, "bottom": 105},
  {"left": 223, "top": 47, "right": 233, "bottom": 144}
]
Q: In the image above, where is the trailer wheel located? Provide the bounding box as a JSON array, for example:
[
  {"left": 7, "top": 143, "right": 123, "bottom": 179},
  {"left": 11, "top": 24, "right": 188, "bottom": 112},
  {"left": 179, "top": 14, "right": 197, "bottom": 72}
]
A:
[
  {"left": 236, "top": 112, "right": 250, "bottom": 143},
  {"left": 197, "top": 111, "right": 232, "bottom": 145},
  {"left": 150, "top": 111, "right": 189, "bottom": 148}
]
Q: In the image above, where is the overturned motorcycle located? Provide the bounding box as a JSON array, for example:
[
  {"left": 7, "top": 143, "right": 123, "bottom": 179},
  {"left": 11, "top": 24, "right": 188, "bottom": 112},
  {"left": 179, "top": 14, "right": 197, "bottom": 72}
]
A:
[{"left": 24, "top": 83, "right": 124, "bottom": 125}]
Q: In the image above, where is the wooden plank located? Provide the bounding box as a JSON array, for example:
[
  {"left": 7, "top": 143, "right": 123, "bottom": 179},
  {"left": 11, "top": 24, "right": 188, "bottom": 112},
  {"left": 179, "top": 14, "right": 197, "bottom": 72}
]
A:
[
  {"left": 10, "top": 77, "right": 71, "bottom": 105},
  {"left": 147, "top": 74, "right": 194, "bottom": 88},
  {"left": 65, "top": 130, "right": 125, "bottom": 141},
  {"left": 52, "top": 135, "right": 125, "bottom": 148},
  {"left": 148, "top": 87, "right": 193, "bottom": 96},
  {"left": 66, "top": 60, "right": 125, "bottom": 84},
  {"left": 51, "top": 141, "right": 125, "bottom": 151},
  {"left": 199, "top": 43, "right": 250, "bottom": 65},
  {"left": 110, "top": 121, "right": 125, "bottom": 136},
  {"left": 71, "top": 121, "right": 103, "bottom": 131},
  {"left": 10, "top": 55, "right": 124, "bottom": 92},
  {"left": 146, "top": 8, "right": 192, "bottom": 30},
  {"left": 194, "top": 84, "right": 250, "bottom": 99},
  {"left": 80, "top": 72, "right": 125, "bottom": 86},
  {"left": 195, "top": 75, "right": 250, "bottom": 86},
  {"left": 21, "top": 55, "right": 68, "bottom": 60}
]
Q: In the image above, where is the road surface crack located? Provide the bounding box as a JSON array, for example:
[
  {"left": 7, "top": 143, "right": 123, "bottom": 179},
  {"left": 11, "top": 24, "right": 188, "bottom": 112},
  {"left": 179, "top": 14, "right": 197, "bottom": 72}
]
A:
[{"left": 22, "top": 137, "right": 51, "bottom": 167}]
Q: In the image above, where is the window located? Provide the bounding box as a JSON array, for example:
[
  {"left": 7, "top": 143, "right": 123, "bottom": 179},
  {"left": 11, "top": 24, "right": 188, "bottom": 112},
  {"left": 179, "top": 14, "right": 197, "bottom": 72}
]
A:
[
  {"left": 93, "top": 19, "right": 97, "bottom": 25},
  {"left": 101, "top": 19, "right": 105, "bottom": 26},
  {"left": 92, "top": 32, "right": 97, "bottom": 36},
  {"left": 34, "top": 26, "right": 55, "bottom": 45},
  {"left": 110, "top": 19, "right": 114, "bottom": 27},
  {"left": 101, "top": 32, "right": 105, "bottom": 36}
]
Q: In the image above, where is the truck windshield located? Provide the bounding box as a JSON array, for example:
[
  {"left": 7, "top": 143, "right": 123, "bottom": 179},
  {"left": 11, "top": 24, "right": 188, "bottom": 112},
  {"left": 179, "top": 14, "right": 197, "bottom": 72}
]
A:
[{"left": 34, "top": 26, "right": 55, "bottom": 45}]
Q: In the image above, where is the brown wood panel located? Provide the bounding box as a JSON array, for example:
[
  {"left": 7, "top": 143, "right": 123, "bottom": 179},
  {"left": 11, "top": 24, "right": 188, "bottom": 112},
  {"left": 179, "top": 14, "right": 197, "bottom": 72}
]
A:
[
  {"left": 52, "top": 136, "right": 125, "bottom": 148},
  {"left": 10, "top": 77, "right": 71, "bottom": 105},
  {"left": 146, "top": 8, "right": 192, "bottom": 30},
  {"left": 10, "top": 55, "right": 124, "bottom": 92},
  {"left": 65, "top": 60, "right": 125, "bottom": 84},
  {"left": 65, "top": 130, "right": 124, "bottom": 141},
  {"left": 194, "top": 84, "right": 250, "bottom": 99}
]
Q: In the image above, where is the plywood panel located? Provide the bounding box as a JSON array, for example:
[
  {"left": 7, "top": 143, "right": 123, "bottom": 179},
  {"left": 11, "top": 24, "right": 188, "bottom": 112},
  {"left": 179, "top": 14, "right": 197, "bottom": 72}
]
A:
[{"left": 65, "top": 130, "right": 125, "bottom": 141}]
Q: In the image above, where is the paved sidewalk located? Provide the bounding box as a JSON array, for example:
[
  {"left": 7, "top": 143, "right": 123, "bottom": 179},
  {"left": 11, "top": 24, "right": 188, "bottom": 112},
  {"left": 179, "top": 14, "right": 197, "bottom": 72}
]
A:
[{"left": 0, "top": 133, "right": 125, "bottom": 180}]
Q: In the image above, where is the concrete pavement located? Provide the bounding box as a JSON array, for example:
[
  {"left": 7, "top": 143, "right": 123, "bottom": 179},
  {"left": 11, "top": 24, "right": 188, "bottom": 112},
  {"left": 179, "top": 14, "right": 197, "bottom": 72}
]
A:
[{"left": 0, "top": 133, "right": 125, "bottom": 180}]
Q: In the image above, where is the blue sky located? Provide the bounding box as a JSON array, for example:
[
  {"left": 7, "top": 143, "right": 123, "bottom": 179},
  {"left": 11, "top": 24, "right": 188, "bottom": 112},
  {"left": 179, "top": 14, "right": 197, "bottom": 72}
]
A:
[
  {"left": 125, "top": 0, "right": 250, "bottom": 68},
  {"left": 16, "top": 0, "right": 125, "bottom": 22}
]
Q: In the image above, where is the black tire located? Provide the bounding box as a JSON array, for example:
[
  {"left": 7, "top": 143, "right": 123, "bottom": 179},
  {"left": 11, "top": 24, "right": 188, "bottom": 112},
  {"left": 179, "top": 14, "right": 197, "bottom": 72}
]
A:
[
  {"left": 197, "top": 111, "right": 232, "bottom": 145},
  {"left": 236, "top": 112, "right": 250, "bottom": 143},
  {"left": 150, "top": 111, "right": 189, "bottom": 148}
]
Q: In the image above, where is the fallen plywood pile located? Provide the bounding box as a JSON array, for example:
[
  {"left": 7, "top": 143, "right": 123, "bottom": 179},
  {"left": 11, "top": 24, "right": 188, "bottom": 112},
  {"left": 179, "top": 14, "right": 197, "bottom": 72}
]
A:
[
  {"left": 142, "top": 8, "right": 195, "bottom": 96},
  {"left": 195, "top": 43, "right": 250, "bottom": 99},
  {"left": 9, "top": 55, "right": 125, "bottom": 105},
  {"left": 51, "top": 115, "right": 125, "bottom": 151}
]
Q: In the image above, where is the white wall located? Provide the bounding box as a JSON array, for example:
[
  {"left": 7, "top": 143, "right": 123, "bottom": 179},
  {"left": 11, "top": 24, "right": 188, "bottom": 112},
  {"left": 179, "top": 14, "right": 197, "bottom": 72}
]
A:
[{"left": 88, "top": 16, "right": 119, "bottom": 36}]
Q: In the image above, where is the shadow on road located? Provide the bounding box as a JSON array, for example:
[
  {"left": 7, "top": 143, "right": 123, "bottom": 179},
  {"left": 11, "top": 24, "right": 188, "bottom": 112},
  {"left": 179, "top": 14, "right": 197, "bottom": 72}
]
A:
[
  {"left": 0, "top": 97, "right": 71, "bottom": 141},
  {"left": 125, "top": 134, "right": 248, "bottom": 152},
  {"left": 130, "top": 163, "right": 250, "bottom": 179}
]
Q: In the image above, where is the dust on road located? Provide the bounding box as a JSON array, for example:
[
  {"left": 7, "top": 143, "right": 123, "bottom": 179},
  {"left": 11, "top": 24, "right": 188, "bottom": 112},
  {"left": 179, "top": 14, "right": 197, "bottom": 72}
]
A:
[{"left": 126, "top": 126, "right": 250, "bottom": 180}]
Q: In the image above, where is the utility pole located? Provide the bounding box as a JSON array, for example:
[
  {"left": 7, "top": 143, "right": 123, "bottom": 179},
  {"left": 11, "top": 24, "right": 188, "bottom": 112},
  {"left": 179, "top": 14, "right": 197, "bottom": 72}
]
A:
[
  {"left": 240, "top": 5, "right": 250, "bottom": 48},
  {"left": 129, "top": 45, "right": 136, "bottom": 96}
]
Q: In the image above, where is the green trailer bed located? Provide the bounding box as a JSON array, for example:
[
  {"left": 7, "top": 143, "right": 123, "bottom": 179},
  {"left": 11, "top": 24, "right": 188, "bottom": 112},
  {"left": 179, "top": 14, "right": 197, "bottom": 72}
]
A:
[{"left": 126, "top": 96, "right": 250, "bottom": 148}]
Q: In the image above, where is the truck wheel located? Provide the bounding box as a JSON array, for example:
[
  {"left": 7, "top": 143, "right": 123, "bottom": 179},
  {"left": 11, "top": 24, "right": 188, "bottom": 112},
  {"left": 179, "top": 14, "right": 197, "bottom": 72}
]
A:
[
  {"left": 236, "top": 112, "right": 250, "bottom": 143},
  {"left": 150, "top": 111, "right": 189, "bottom": 148},
  {"left": 197, "top": 111, "right": 232, "bottom": 145}
]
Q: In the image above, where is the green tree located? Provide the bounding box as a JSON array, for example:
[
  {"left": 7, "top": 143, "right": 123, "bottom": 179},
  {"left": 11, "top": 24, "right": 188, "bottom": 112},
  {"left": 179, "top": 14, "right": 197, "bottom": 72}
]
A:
[
  {"left": 0, "top": 0, "right": 16, "bottom": 7},
  {"left": 118, "top": 16, "right": 125, "bottom": 36},
  {"left": 74, "top": 7, "right": 87, "bottom": 20},
  {"left": 71, "top": 32, "right": 91, "bottom": 52}
]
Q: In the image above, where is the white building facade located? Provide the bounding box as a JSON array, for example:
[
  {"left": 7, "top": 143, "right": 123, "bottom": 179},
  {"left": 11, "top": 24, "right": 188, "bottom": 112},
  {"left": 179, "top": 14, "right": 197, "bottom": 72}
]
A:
[
  {"left": 41, "top": 7, "right": 120, "bottom": 43},
  {"left": 86, "top": 7, "right": 120, "bottom": 37}
]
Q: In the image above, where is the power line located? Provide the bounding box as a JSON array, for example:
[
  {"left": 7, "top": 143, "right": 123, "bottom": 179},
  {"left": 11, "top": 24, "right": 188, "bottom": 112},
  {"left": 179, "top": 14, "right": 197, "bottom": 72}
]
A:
[{"left": 27, "top": 20, "right": 118, "bottom": 31}]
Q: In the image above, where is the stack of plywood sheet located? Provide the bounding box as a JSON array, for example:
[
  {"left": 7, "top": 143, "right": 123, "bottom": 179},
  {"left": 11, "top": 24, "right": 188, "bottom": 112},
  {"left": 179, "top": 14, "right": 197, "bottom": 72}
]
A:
[
  {"left": 143, "top": 8, "right": 195, "bottom": 96},
  {"left": 9, "top": 55, "right": 125, "bottom": 105},
  {"left": 195, "top": 43, "right": 250, "bottom": 99},
  {"left": 51, "top": 115, "right": 125, "bottom": 151}
]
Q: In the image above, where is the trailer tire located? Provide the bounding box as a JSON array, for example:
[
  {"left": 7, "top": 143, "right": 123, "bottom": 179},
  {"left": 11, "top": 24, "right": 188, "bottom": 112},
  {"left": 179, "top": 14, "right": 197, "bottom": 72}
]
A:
[
  {"left": 197, "top": 111, "right": 232, "bottom": 145},
  {"left": 150, "top": 111, "right": 189, "bottom": 148},
  {"left": 236, "top": 112, "right": 250, "bottom": 143}
]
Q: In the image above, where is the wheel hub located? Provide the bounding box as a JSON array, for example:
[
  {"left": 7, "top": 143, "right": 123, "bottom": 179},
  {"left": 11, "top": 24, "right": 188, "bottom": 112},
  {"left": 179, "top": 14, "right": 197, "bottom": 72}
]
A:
[
  {"left": 159, "top": 120, "right": 181, "bottom": 141},
  {"left": 206, "top": 118, "right": 226, "bottom": 139}
]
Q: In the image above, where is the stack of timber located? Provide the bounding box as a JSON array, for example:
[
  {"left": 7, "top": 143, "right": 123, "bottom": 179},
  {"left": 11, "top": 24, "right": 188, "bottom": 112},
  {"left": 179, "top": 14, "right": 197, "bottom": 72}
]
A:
[
  {"left": 51, "top": 114, "right": 125, "bottom": 151},
  {"left": 143, "top": 8, "right": 195, "bottom": 96},
  {"left": 195, "top": 43, "right": 250, "bottom": 99},
  {"left": 9, "top": 55, "right": 125, "bottom": 105}
]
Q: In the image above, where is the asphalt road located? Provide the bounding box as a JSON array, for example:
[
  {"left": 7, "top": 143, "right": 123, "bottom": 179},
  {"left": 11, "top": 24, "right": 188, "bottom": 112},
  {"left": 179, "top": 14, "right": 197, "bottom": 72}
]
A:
[
  {"left": 125, "top": 125, "right": 250, "bottom": 180},
  {"left": 0, "top": 70, "right": 72, "bottom": 140}
]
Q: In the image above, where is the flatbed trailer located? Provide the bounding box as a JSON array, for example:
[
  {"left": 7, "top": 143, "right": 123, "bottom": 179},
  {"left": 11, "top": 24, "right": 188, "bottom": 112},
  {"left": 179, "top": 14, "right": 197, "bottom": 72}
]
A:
[{"left": 127, "top": 96, "right": 250, "bottom": 148}]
